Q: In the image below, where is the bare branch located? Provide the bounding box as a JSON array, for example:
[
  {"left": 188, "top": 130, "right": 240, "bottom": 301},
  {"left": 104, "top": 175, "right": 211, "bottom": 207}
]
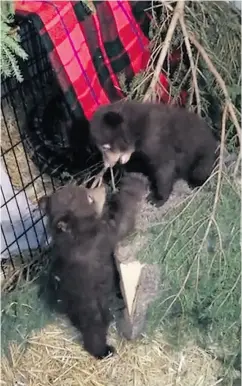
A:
[
  {"left": 179, "top": 16, "right": 201, "bottom": 115},
  {"left": 143, "top": 0, "right": 185, "bottom": 102},
  {"left": 189, "top": 34, "right": 241, "bottom": 144}
]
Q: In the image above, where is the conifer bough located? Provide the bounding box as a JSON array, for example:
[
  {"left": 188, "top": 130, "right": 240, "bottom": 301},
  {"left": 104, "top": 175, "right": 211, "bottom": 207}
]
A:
[{"left": 1, "top": 1, "right": 28, "bottom": 83}]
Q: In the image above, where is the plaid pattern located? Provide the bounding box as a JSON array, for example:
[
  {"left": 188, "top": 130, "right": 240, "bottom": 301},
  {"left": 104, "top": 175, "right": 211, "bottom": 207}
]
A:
[{"left": 15, "top": 1, "right": 185, "bottom": 121}]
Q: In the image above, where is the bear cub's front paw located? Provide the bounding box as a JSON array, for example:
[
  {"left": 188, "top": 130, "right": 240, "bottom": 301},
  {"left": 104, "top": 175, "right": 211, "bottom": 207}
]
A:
[
  {"left": 97, "top": 345, "right": 116, "bottom": 360},
  {"left": 121, "top": 172, "right": 149, "bottom": 193}
]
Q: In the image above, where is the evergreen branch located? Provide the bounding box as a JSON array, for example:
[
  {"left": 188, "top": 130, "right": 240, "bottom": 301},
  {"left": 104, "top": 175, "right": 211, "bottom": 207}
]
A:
[
  {"left": 4, "top": 34, "right": 28, "bottom": 60},
  {"left": 189, "top": 34, "right": 241, "bottom": 144},
  {"left": 0, "top": 1, "right": 28, "bottom": 82},
  {"left": 1, "top": 44, "right": 24, "bottom": 82},
  {"left": 1, "top": 50, "right": 12, "bottom": 78}
]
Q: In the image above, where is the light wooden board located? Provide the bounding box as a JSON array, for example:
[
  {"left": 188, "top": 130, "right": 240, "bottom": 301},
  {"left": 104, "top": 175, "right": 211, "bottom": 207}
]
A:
[{"left": 119, "top": 261, "right": 145, "bottom": 316}]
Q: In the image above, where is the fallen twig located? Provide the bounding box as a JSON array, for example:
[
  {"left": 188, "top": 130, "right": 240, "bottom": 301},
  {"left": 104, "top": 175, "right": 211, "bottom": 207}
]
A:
[
  {"left": 143, "top": 0, "right": 185, "bottom": 102},
  {"left": 83, "top": 167, "right": 107, "bottom": 188},
  {"left": 189, "top": 34, "right": 241, "bottom": 144},
  {"left": 179, "top": 16, "right": 201, "bottom": 115},
  {"left": 187, "top": 52, "right": 199, "bottom": 108},
  {"left": 233, "top": 151, "right": 241, "bottom": 179},
  {"left": 110, "top": 167, "right": 117, "bottom": 192},
  {"left": 83, "top": 165, "right": 116, "bottom": 192},
  {"left": 213, "top": 104, "right": 227, "bottom": 209}
]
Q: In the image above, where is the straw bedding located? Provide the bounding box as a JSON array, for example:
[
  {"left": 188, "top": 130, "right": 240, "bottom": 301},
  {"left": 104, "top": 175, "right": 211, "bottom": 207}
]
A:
[
  {"left": 1, "top": 170, "right": 239, "bottom": 385},
  {"left": 1, "top": 321, "right": 221, "bottom": 386},
  {"left": 0, "top": 183, "right": 223, "bottom": 386},
  {"left": 0, "top": 3, "right": 240, "bottom": 383}
]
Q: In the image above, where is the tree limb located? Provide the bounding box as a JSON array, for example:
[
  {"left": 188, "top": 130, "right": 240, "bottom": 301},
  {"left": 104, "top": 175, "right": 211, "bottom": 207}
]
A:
[
  {"left": 143, "top": 0, "right": 185, "bottom": 102},
  {"left": 179, "top": 16, "right": 201, "bottom": 115},
  {"left": 189, "top": 34, "right": 241, "bottom": 143}
]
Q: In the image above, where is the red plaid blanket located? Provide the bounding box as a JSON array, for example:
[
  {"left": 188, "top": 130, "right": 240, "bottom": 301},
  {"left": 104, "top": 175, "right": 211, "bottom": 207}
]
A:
[{"left": 15, "top": 1, "right": 184, "bottom": 121}]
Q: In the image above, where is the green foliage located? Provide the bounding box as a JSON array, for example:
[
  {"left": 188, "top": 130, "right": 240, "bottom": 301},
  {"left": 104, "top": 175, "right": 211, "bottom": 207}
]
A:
[
  {"left": 139, "top": 174, "right": 240, "bottom": 383},
  {"left": 1, "top": 1, "right": 28, "bottom": 82},
  {"left": 184, "top": 1, "right": 241, "bottom": 144},
  {"left": 1, "top": 250, "right": 55, "bottom": 359},
  {"left": 1, "top": 277, "right": 55, "bottom": 359}
]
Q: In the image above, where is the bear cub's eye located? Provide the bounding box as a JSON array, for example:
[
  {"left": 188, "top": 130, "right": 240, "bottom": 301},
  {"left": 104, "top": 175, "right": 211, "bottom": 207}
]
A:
[{"left": 102, "top": 144, "right": 111, "bottom": 151}]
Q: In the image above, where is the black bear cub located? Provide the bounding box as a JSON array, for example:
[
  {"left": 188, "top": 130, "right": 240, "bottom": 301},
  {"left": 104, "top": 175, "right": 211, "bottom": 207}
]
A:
[
  {"left": 89, "top": 100, "right": 218, "bottom": 206},
  {"left": 39, "top": 173, "right": 147, "bottom": 359}
]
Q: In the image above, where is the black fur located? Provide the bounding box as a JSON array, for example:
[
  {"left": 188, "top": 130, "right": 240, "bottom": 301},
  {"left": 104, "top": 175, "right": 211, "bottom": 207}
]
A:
[
  {"left": 89, "top": 101, "right": 218, "bottom": 206},
  {"left": 39, "top": 173, "right": 147, "bottom": 359},
  {"left": 103, "top": 111, "right": 124, "bottom": 127}
]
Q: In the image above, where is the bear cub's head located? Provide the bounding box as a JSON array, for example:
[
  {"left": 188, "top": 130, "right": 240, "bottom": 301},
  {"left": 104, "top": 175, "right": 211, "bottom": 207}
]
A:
[
  {"left": 39, "top": 184, "right": 106, "bottom": 237},
  {"left": 89, "top": 105, "right": 135, "bottom": 168}
]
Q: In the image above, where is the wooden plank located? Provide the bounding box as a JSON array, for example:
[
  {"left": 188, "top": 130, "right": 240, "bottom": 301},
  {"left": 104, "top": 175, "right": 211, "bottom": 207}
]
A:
[
  {"left": 114, "top": 251, "right": 160, "bottom": 340},
  {"left": 119, "top": 261, "right": 145, "bottom": 316}
]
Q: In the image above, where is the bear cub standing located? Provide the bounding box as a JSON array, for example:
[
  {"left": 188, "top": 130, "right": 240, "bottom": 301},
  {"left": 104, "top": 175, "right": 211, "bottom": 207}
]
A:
[
  {"left": 89, "top": 100, "right": 218, "bottom": 206},
  {"left": 39, "top": 173, "right": 147, "bottom": 359}
]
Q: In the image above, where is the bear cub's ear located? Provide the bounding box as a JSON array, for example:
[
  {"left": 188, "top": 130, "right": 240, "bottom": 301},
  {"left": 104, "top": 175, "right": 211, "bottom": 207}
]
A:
[{"left": 103, "top": 111, "right": 123, "bottom": 128}]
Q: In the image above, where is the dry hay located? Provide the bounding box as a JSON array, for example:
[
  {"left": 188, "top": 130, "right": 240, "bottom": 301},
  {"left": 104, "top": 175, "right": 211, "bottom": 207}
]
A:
[
  {"left": 0, "top": 248, "right": 46, "bottom": 291},
  {"left": 0, "top": 253, "right": 28, "bottom": 289},
  {"left": 1, "top": 103, "right": 56, "bottom": 204},
  {"left": 1, "top": 321, "right": 222, "bottom": 386}
]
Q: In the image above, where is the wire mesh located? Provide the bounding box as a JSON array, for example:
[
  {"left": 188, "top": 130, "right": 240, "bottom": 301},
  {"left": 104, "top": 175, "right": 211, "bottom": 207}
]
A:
[
  {"left": 0, "top": 16, "right": 124, "bottom": 278},
  {"left": 0, "top": 17, "right": 71, "bottom": 276}
]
